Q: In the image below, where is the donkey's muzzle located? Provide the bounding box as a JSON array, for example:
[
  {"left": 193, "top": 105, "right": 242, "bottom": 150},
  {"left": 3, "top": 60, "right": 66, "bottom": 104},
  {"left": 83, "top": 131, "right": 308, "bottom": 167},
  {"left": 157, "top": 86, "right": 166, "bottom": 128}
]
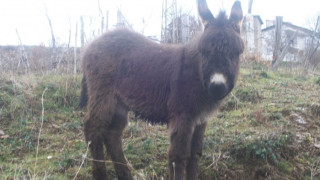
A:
[{"left": 208, "top": 82, "right": 229, "bottom": 100}]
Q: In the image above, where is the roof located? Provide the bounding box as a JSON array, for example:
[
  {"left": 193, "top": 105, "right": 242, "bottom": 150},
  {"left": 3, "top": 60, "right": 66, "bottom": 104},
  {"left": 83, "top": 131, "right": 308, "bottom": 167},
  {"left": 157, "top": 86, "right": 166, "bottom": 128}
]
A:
[
  {"left": 244, "top": 14, "right": 264, "bottom": 25},
  {"left": 262, "top": 22, "right": 314, "bottom": 35},
  {"left": 253, "top": 15, "right": 263, "bottom": 25}
]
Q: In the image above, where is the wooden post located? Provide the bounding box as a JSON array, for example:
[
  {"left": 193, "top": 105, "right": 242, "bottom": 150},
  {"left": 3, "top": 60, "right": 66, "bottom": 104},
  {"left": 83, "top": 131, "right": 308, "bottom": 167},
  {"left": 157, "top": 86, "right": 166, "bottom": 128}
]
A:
[
  {"left": 272, "top": 31, "right": 298, "bottom": 70},
  {"left": 272, "top": 16, "right": 283, "bottom": 69}
]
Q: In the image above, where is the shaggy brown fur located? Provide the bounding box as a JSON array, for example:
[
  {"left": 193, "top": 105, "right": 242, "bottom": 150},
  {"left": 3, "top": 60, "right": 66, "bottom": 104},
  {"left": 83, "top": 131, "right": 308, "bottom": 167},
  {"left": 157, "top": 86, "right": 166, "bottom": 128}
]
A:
[{"left": 79, "top": 0, "right": 244, "bottom": 179}]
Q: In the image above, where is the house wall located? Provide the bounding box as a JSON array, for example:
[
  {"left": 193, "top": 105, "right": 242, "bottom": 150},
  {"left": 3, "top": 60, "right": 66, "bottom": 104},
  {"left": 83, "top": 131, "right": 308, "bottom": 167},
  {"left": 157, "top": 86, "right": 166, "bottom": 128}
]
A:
[
  {"left": 261, "top": 24, "right": 312, "bottom": 62},
  {"left": 254, "top": 17, "right": 262, "bottom": 56},
  {"left": 261, "top": 28, "right": 275, "bottom": 60},
  {"left": 242, "top": 14, "right": 263, "bottom": 58},
  {"left": 242, "top": 14, "right": 255, "bottom": 54}
]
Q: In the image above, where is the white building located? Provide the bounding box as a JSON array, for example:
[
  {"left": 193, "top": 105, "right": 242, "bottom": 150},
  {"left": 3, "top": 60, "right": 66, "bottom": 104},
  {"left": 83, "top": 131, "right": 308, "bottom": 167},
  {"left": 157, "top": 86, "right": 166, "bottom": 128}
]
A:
[
  {"left": 261, "top": 22, "right": 315, "bottom": 62},
  {"left": 241, "top": 14, "right": 263, "bottom": 59}
]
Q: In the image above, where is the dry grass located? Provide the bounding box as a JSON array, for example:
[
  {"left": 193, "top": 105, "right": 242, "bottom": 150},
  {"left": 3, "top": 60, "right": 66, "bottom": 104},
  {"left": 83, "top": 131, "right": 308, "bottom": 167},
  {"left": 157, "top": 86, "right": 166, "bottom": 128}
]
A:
[{"left": 0, "top": 63, "right": 319, "bottom": 179}]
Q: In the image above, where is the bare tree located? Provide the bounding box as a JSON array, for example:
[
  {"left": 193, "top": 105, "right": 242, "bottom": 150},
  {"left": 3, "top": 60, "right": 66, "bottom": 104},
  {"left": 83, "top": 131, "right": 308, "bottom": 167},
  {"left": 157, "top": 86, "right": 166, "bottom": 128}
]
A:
[
  {"left": 56, "top": 17, "right": 73, "bottom": 73},
  {"left": 74, "top": 21, "right": 78, "bottom": 79},
  {"left": 98, "top": 0, "right": 104, "bottom": 34},
  {"left": 44, "top": 5, "right": 56, "bottom": 48},
  {"left": 44, "top": 4, "right": 57, "bottom": 71},
  {"left": 15, "top": 29, "right": 30, "bottom": 73},
  {"left": 105, "top": 10, "right": 109, "bottom": 31},
  {"left": 248, "top": 0, "right": 253, "bottom": 14},
  {"left": 80, "top": 16, "right": 85, "bottom": 47},
  {"left": 305, "top": 16, "right": 320, "bottom": 68}
]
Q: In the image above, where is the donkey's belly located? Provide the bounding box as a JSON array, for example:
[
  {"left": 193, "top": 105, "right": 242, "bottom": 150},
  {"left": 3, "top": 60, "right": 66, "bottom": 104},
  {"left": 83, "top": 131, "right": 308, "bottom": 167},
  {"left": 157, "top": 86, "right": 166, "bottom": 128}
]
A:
[{"left": 118, "top": 89, "right": 170, "bottom": 124}]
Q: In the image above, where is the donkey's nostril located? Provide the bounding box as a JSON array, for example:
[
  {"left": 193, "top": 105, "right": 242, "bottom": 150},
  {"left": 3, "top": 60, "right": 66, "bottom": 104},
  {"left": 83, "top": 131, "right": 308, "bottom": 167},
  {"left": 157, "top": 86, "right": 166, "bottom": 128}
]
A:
[{"left": 208, "top": 83, "right": 228, "bottom": 100}]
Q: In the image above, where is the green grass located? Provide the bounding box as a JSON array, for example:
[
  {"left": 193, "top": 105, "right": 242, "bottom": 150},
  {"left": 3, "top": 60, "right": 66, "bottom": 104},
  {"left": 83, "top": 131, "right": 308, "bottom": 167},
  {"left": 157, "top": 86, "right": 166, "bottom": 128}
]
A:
[{"left": 0, "top": 64, "right": 320, "bottom": 179}]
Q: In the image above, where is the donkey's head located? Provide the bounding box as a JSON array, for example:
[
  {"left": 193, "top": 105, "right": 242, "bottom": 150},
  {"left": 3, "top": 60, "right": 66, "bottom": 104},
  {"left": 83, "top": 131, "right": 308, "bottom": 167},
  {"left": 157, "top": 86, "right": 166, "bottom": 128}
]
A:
[{"left": 198, "top": 0, "right": 244, "bottom": 100}]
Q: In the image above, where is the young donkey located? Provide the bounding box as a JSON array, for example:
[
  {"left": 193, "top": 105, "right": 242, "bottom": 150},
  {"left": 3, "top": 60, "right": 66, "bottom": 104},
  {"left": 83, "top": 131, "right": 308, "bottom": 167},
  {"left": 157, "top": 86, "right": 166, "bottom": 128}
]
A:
[{"left": 79, "top": 0, "right": 244, "bottom": 179}]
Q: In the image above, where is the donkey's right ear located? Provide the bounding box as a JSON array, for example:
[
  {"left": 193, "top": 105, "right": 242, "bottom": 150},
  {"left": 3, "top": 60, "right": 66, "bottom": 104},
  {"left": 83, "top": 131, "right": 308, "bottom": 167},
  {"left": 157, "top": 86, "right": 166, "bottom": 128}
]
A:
[{"left": 197, "top": 0, "right": 214, "bottom": 26}]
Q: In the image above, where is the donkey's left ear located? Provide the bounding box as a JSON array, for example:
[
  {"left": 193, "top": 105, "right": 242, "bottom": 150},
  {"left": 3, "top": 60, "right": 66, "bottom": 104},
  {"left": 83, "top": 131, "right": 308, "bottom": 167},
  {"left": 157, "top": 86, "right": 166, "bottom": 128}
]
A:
[{"left": 230, "top": 1, "right": 243, "bottom": 26}]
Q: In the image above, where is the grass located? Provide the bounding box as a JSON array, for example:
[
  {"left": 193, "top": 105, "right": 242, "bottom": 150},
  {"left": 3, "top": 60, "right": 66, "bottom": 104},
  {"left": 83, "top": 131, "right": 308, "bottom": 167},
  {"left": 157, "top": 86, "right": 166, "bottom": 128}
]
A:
[{"left": 0, "top": 63, "right": 320, "bottom": 179}]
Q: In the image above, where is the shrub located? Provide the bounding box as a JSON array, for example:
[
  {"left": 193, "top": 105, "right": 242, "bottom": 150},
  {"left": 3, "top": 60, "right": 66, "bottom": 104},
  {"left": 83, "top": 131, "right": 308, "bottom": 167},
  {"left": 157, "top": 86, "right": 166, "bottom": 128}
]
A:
[
  {"left": 230, "top": 133, "right": 295, "bottom": 165},
  {"left": 234, "top": 87, "right": 261, "bottom": 103},
  {"left": 259, "top": 71, "right": 269, "bottom": 78},
  {"left": 315, "top": 77, "right": 320, "bottom": 86}
]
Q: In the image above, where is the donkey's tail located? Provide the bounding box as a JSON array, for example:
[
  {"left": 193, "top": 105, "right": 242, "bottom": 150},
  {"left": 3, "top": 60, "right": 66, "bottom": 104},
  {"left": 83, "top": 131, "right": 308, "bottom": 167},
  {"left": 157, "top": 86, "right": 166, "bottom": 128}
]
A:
[{"left": 79, "top": 76, "right": 88, "bottom": 109}]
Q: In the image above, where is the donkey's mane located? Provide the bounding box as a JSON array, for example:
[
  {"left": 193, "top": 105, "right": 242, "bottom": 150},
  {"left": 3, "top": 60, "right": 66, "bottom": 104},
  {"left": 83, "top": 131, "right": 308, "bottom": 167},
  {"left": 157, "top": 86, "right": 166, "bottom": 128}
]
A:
[
  {"left": 199, "top": 11, "right": 244, "bottom": 56},
  {"left": 213, "top": 11, "right": 228, "bottom": 27}
]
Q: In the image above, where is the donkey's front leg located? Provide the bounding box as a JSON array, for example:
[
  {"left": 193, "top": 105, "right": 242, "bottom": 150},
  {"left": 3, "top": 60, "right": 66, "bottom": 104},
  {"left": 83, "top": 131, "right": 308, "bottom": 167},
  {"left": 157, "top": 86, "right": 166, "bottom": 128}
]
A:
[
  {"left": 168, "top": 118, "right": 195, "bottom": 180},
  {"left": 186, "top": 122, "right": 207, "bottom": 180}
]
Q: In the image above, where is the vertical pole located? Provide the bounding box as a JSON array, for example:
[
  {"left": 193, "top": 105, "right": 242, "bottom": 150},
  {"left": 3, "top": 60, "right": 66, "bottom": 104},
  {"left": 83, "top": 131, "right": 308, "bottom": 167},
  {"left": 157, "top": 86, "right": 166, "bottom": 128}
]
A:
[{"left": 272, "top": 16, "right": 282, "bottom": 67}]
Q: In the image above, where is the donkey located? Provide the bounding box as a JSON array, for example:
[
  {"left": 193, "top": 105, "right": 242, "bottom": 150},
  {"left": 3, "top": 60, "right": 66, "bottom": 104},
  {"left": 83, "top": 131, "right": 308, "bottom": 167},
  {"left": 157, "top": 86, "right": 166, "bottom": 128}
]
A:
[{"left": 79, "top": 0, "right": 243, "bottom": 179}]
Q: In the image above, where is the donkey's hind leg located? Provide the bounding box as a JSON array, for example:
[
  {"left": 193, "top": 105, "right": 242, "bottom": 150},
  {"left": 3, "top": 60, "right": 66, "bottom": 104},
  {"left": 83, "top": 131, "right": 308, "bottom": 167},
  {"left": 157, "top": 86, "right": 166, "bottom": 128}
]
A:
[
  {"left": 84, "top": 117, "right": 107, "bottom": 180},
  {"left": 103, "top": 103, "right": 133, "bottom": 180},
  {"left": 84, "top": 96, "right": 116, "bottom": 180}
]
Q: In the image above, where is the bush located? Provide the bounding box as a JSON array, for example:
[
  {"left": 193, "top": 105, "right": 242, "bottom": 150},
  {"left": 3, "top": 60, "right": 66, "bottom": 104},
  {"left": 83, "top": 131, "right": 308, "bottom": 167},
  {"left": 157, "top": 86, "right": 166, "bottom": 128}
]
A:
[
  {"left": 259, "top": 71, "right": 269, "bottom": 78},
  {"left": 234, "top": 86, "right": 261, "bottom": 103},
  {"left": 230, "top": 133, "right": 295, "bottom": 165},
  {"left": 315, "top": 77, "right": 320, "bottom": 86}
]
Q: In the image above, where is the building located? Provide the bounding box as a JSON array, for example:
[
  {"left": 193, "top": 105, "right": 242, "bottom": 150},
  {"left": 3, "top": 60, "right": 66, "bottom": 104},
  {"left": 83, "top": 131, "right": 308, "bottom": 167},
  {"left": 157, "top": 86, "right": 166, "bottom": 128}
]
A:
[
  {"left": 241, "top": 14, "right": 264, "bottom": 59},
  {"left": 261, "top": 21, "right": 317, "bottom": 62}
]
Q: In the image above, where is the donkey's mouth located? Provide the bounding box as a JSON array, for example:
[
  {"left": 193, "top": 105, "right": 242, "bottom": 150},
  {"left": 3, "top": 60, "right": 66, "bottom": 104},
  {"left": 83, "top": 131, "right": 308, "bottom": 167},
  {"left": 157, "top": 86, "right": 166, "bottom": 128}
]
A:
[{"left": 208, "top": 82, "right": 229, "bottom": 100}]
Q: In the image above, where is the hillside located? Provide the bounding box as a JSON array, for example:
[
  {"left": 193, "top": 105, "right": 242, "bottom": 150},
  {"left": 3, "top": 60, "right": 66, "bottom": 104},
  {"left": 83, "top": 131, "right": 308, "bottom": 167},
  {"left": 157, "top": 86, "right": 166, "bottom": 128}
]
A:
[{"left": 0, "top": 64, "right": 319, "bottom": 179}]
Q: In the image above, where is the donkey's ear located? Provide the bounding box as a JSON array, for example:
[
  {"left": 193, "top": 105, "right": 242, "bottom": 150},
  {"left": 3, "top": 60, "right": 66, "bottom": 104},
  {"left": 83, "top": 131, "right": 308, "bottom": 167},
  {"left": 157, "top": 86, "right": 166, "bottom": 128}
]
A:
[
  {"left": 197, "top": 0, "right": 214, "bottom": 26},
  {"left": 230, "top": 1, "right": 243, "bottom": 25}
]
